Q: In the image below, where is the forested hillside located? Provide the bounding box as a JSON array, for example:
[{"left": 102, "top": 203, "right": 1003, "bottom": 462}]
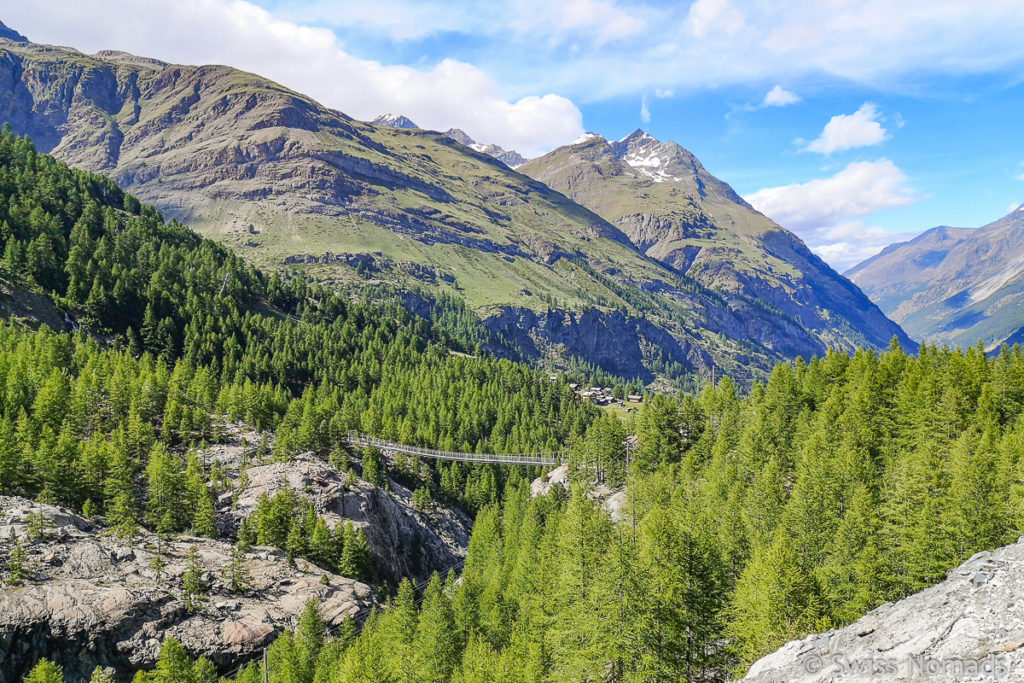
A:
[
  {"left": 6, "top": 127, "right": 1024, "bottom": 682},
  {"left": 0, "top": 30, "right": 913, "bottom": 385},
  {"left": 0, "top": 125, "right": 601, "bottom": 551},
  {"left": 231, "top": 341, "right": 1020, "bottom": 682},
  {"left": 25, "top": 340, "right": 1024, "bottom": 681},
  {"left": 218, "top": 344, "right": 1015, "bottom": 679}
]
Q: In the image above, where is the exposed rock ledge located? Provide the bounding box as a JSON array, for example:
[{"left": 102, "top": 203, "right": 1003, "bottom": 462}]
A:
[
  {"left": 0, "top": 496, "right": 375, "bottom": 682},
  {"left": 741, "top": 538, "right": 1024, "bottom": 682},
  {"left": 530, "top": 464, "right": 627, "bottom": 522}
]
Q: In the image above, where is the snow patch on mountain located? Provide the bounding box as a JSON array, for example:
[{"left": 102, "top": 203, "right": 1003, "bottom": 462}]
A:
[
  {"left": 624, "top": 153, "right": 679, "bottom": 183},
  {"left": 372, "top": 113, "right": 419, "bottom": 129},
  {"left": 572, "top": 132, "right": 604, "bottom": 145},
  {"left": 443, "top": 128, "right": 527, "bottom": 168}
]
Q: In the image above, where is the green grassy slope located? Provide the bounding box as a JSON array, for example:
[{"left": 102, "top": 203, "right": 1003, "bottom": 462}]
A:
[{"left": 0, "top": 29, "right": 907, "bottom": 384}]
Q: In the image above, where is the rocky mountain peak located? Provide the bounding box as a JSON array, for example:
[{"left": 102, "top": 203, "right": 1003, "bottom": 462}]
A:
[
  {"left": 614, "top": 128, "right": 659, "bottom": 148},
  {"left": 0, "top": 21, "right": 28, "bottom": 43},
  {"left": 569, "top": 131, "right": 606, "bottom": 146},
  {"left": 444, "top": 127, "right": 475, "bottom": 146},
  {"left": 372, "top": 113, "right": 419, "bottom": 129},
  {"left": 442, "top": 128, "right": 527, "bottom": 168},
  {"left": 603, "top": 129, "right": 702, "bottom": 184}
]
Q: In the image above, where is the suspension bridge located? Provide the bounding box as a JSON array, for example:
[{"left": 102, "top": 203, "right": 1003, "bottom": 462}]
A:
[{"left": 343, "top": 431, "right": 569, "bottom": 467}]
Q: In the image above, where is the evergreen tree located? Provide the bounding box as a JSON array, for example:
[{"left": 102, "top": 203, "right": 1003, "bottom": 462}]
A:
[
  {"left": 150, "top": 638, "right": 196, "bottom": 683},
  {"left": 412, "top": 574, "right": 459, "bottom": 682},
  {"left": 144, "top": 443, "right": 187, "bottom": 531},
  {"left": 7, "top": 535, "right": 28, "bottom": 585},
  {"left": 22, "top": 659, "right": 64, "bottom": 683},
  {"left": 223, "top": 544, "right": 252, "bottom": 593},
  {"left": 88, "top": 667, "right": 114, "bottom": 683},
  {"left": 182, "top": 546, "right": 206, "bottom": 613}
]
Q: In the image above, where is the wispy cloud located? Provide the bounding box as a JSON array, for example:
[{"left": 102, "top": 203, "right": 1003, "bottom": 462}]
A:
[
  {"left": 685, "top": 0, "right": 745, "bottom": 39},
  {"left": 275, "top": 0, "right": 646, "bottom": 45},
  {"left": 640, "top": 94, "right": 651, "bottom": 123},
  {"left": 11, "top": 0, "right": 1024, "bottom": 154},
  {"left": 803, "top": 103, "right": 890, "bottom": 155}
]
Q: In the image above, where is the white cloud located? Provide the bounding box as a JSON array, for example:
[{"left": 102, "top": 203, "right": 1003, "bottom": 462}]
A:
[
  {"left": 804, "top": 103, "right": 889, "bottom": 154},
  {"left": 1015, "top": 173, "right": 1024, "bottom": 181},
  {"left": 12, "top": 1, "right": 1024, "bottom": 113},
  {"left": 2, "top": 0, "right": 583, "bottom": 157},
  {"left": 685, "top": 0, "right": 745, "bottom": 39},
  {"left": 746, "top": 159, "right": 917, "bottom": 230},
  {"left": 640, "top": 95, "right": 651, "bottom": 123},
  {"left": 494, "top": 1, "right": 1024, "bottom": 102},
  {"left": 549, "top": 0, "right": 647, "bottom": 44},
  {"left": 761, "top": 85, "right": 800, "bottom": 107},
  {"left": 745, "top": 159, "right": 921, "bottom": 270},
  {"left": 654, "top": 88, "right": 675, "bottom": 98},
  {"left": 812, "top": 222, "right": 915, "bottom": 271},
  {"left": 280, "top": 0, "right": 645, "bottom": 45}
]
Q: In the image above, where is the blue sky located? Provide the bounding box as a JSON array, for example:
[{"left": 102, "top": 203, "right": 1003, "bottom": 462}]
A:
[{"left": 5, "top": 0, "right": 1024, "bottom": 270}]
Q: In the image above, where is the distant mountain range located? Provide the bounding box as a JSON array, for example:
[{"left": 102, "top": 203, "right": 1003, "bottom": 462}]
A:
[
  {"left": 442, "top": 128, "right": 527, "bottom": 169},
  {"left": 847, "top": 205, "right": 1024, "bottom": 349},
  {"left": 372, "top": 113, "right": 528, "bottom": 168},
  {"left": 0, "top": 22, "right": 911, "bottom": 382}
]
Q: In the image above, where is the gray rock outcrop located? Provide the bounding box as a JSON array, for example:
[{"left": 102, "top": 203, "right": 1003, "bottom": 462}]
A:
[
  {"left": 216, "top": 449, "right": 471, "bottom": 583},
  {"left": 529, "top": 464, "right": 627, "bottom": 522},
  {"left": 741, "top": 538, "right": 1024, "bottom": 682},
  {"left": 0, "top": 496, "right": 375, "bottom": 682}
]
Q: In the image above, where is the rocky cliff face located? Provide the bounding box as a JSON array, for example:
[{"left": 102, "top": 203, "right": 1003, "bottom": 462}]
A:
[
  {"left": 0, "top": 496, "right": 375, "bottom": 682},
  {"left": 0, "top": 430, "right": 473, "bottom": 682},
  {"left": 847, "top": 206, "right": 1024, "bottom": 349},
  {"left": 483, "top": 306, "right": 717, "bottom": 382},
  {"left": 741, "top": 538, "right": 1024, "bottom": 682},
  {"left": 210, "top": 448, "right": 471, "bottom": 584}
]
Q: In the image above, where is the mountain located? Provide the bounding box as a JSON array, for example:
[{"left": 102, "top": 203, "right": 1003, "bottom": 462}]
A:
[
  {"left": 444, "top": 128, "right": 528, "bottom": 168},
  {"left": 0, "top": 26, "right": 907, "bottom": 383},
  {"left": 371, "top": 119, "right": 528, "bottom": 168},
  {"left": 519, "top": 129, "right": 914, "bottom": 355},
  {"left": 847, "top": 205, "right": 1024, "bottom": 348},
  {"left": 372, "top": 113, "right": 419, "bottom": 129}
]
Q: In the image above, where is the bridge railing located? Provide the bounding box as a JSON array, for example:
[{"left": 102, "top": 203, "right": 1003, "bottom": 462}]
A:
[{"left": 343, "top": 432, "right": 568, "bottom": 467}]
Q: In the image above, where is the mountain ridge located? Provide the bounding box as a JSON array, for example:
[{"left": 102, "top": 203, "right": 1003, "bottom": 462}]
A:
[
  {"left": 848, "top": 205, "right": 1024, "bottom": 348},
  {"left": 0, "top": 27, "right": 911, "bottom": 383},
  {"left": 518, "top": 128, "right": 915, "bottom": 355},
  {"left": 443, "top": 127, "right": 527, "bottom": 169}
]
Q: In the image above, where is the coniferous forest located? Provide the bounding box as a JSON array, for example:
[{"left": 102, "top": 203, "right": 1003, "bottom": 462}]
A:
[{"left": 4, "top": 130, "right": 1024, "bottom": 681}]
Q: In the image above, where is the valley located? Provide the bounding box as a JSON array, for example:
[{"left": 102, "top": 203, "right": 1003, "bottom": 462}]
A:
[
  {"left": 0, "top": 26, "right": 910, "bottom": 387},
  {"left": 0, "top": 11, "right": 1021, "bottom": 683}
]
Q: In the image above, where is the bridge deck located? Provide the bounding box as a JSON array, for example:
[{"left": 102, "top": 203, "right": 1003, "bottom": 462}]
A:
[{"left": 343, "top": 433, "right": 567, "bottom": 467}]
